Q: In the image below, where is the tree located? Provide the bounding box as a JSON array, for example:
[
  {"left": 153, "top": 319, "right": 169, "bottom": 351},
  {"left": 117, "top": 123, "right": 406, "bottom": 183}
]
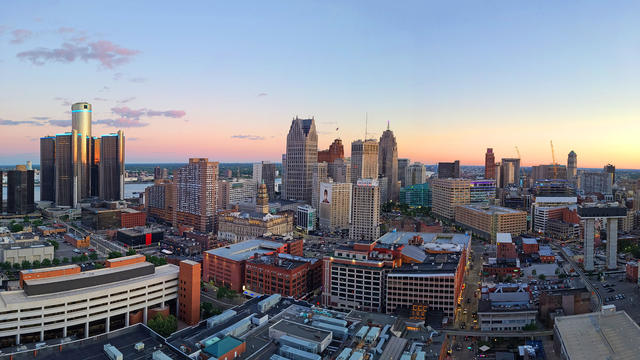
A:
[
  {"left": 147, "top": 314, "right": 177, "bottom": 337},
  {"left": 1, "top": 262, "right": 11, "bottom": 271},
  {"left": 201, "top": 302, "right": 222, "bottom": 318},
  {"left": 13, "top": 263, "right": 21, "bottom": 270},
  {"left": 62, "top": 257, "right": 69, "bottom": 264},
  {"left": 71, "top": 256, "right": 80, "bottom": 263},
  {"left": 95, "top": 263, "right": 104, "bottom": 269},
  {"left": 80, "top": 254, "right": 88, "bottom": 262},
  {"left": 127, "top": 248, "right": 137, "bottom": 256},
  {"left": 32, "top": 260, "right": 41, "bottom": 269},
  {"left": 108, "top": 252, "right": 123, "bottom": 259},
  {"left": 32, "top": 219, "right": 43, "bottom": 227},
  {"left": 41, "top": 258, "right": 52, "bottom": 267},
  {"left": 52, "top": 258, "right": 61, "bottom": 266},
  {"left": 531, "top": 269, "right": 537, "bottom": 276},
  {"left": 89, "top": 253, "right": 98, "bottom": 260},
  {"left": 9, "top": 223, "right": 23, "bottom": 233},
  {"left": 523, "top": 322, "right": 536, "bottom": 331},
  {"left": 21, "top": 260, "right": 31, "bottom": 269},
  {"left": 538, "top": 274, "right": 546, "bottom": 280},
  {"left": 48, "top": 240, "right": 59, "bottom": 250}
]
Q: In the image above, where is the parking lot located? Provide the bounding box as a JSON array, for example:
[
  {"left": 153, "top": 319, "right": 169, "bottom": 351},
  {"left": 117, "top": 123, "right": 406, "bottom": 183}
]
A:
[{"left": 592, "top": 275, "right": 640, "bottom": 323}]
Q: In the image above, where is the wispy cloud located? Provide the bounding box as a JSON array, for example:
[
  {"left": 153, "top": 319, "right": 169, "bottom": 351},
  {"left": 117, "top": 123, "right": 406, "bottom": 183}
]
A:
[
  {"left": 93, "top": 97, "right": 109, "bottom": 101},
  {"left": 117, "top": 96, "right": 136, "bottom": 104},
  {"left": 17, "top": 40, "right": 140, "bottom": 69},
  {"left": 129, "top": 77, "right": 146, "bottom": 83},
  {"left": 48, "top": 119, "right": 71, "bottom": 127},
  {"left": 0, "top": 118, "right": 43, "bottom": 126},
  {"left": 231, "top": 134, "right": 265, "bottom": 141},
  {"left": 257, "top": 93, "right": 268, "bottom": 97},
  {"left": 32, "top": 116, "right": 50, "bottom": 121},
  {"left": 53, "top": 97, "right": 72, "bottom": 107},
  {"left": 147, "top": 110, "right": 186, "bottom": 118},
  {"left": 95, "top": 118, "right": 148, "bottom": 128},
  {"left": 111, "top": 107, "right": 146, "bottom": 119},
  {"left": 10, "top": 29, "right": 33, "bottom": 44}
]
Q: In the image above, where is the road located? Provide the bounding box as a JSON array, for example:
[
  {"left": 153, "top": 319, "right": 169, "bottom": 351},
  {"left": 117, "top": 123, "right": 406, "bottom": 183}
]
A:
[
  {"left": 555, "top": 244, "right": 602, "bottom": 311},
  {"left": 442, "top": 329, "right": 554, "bottom": 338}
]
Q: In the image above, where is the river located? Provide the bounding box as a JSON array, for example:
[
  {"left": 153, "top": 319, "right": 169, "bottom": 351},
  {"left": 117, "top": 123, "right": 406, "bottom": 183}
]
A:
[{"left": 2, "top": 182, "right": 152, "bottom": 202}]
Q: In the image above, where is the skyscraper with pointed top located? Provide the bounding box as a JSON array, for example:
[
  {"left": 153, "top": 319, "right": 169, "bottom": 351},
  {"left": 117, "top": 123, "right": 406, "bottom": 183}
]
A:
[
  {"left": 567, "top": 150, "right": 577, "bottom": 181},
  {"left": 378, "top": 122, "right": 399, "bottom": 201},
  {"left": 284, "top": 117, "right": 318, "bottom": 203}
]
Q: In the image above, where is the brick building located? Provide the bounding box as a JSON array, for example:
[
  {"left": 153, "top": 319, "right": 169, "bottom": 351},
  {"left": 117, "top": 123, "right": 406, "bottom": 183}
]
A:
[
  {"left": 178, "top": 260, "right": 201, "bottom": 325},
  {"left": 244, "top": 254, "right": 321, "bottom": 298},
  {"left": 64, "top": 233, "right": 91, "bottom": 248},
  {"left": 120, "top": 208, "right": 147, "bottom": 228}
]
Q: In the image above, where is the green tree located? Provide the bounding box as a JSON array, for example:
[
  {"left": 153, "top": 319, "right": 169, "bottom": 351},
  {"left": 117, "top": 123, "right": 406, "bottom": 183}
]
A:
[
  {"left": 80, "top": 254, "right": 88, "bottom": 262},
  {"left": 32, "top": 260, "right": 41, "bottom": 268},
  {"left": 531, "top": 269, "right": 537, "bottom": 276},
  {"left": 48, "top": 240, "right": 59, "bottom": 250},
  {"left": 9, "top": 223, "right": 23, "bottom": 233},
  {"left": 12, "top": 263, "right": 21, "bottom": 270},
  {"left": 71, "top": 256, "right": 80, "bottom": 263},
  {"left": 201, "top": 302, "right": 222, "bottom": 318},
  {"left": 1, "top": 262, "right": 11, "bottom": 271},
  {"left": 21, "top": 260, "right": 31, "bottom": 269},
  {"left": 108, "top": 252, "right": 123, "bottom": 259},
  {"left": 147, "top": 314, "right": 177, "bottom": 337},
  {"left": 127, "top": 248, "right": 137, "bottom": 256},
  {"left": 538, "top": 274, "right": 546, "bottom": 280},
  {"left": 89, "top": 253, "right": 98, "bottom": 260},
  {"left": 52, "top": 258, "right": 61, "bottom": 266},
  {"left": 41, "top": 258, "right": 52, "bottom": 267},
  {"left": 62, "top": 257, "right": 69, "bottom": 264},
  {"left": 32, "top": 219, "right": 43, "bottom": 227},
  {"left": 95, "top": 262, "right": 104, "bottom": 269}
]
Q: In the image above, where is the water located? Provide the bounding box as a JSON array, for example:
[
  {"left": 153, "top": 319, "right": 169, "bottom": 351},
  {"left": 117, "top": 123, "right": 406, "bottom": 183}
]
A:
[{"left": 2, "top": 182, "right": 152, "bottom": 202}]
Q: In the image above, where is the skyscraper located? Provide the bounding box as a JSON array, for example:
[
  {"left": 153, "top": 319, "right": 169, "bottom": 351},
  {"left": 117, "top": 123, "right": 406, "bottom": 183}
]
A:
[
  {"left": 350, "top": 179, "right": 380, "bottom": 242},
  {"left": 603, "top": 164, "right": 615, "bottom": 185},
  {"left": 397, "top": 158, "right": 410, "bottom": 187},
  {"left": 175, "top": 158, "right": 218, "bottom": 232},
  {"left": 501, "top": 158, "right": 520, "bottom": 185},
  {"left": 7, "top": 167, "right": 35, "bottom": 214},
  {"left": 318, "top": 138, "right": 344, "bottom": 163},
  {"left": 328, "top": 158, "right": 350, "bottom": 183},
  {"left": 90, "top": 136, "right": 101, "bottom": 197},
  {"left": 567, "top": 151, "right": 577, "bottom": 181},
  {"left": 253, "top": 161, "right": 276, "bottom": 199},
  {"left": 284, "top": 117, "right": 318, "bottom": 203},
  {"left": 437, "top": 160, "right": 460, "bottom": 178},
  {"left": 485, "top": 148, "right": 496, "bottom": 179},
  {"left": 350, "top": 139, "right": 378, "bottom": 184},
  {"left": 55, "top": 131, "right": 79, "bottom": 207},
  {"left": 378, "top": 125, "right": 399, "bottom": 201},
  {"left": 99, "top": 130, "right": 125, "bottom": 201},
  {"left": 318, "top": 181, "right": 352, "bottom": 232},
  {"left": 0, "top": 171, "right": 3, "bottom": 213},
  {"left": 312, "top": 162, "right": 329, "bottom": 210},
  {"left": 71, "top": 102, "right": 92, "bottom": 200},
  {"left": 405, "top": 162, "right": 427, "bottom": 186},
  {"left": 40, "top": 136, "right": 56, "bottom": 202}
]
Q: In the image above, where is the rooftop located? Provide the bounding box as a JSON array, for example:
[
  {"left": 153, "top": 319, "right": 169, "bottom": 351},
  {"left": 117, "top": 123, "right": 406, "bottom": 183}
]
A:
[
  {"left": 247, "top": 255, "right": 307, "bottom": 270},
  {"left": 205, "top": 239, "right": 285, "bottom": 262},
  {"left": 203, "top": 336, "right": 244, "bottom": 357},
  {"left": 555, "top": 310, "right": 640, "bottom": 360},
  {"left": 496, "top": 233, "right": 513, "bottom": 244},
  {"left": 457, "top": 204, "right": 523, "bottom": 215},
  {"left": 377, "top": 232, "right": 471, "bottom": 248}
]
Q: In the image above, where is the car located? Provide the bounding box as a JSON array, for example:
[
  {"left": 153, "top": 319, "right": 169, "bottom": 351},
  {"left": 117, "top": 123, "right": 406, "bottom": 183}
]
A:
[{"left": 88, "top": 248, "right": 96, "bottom": 252}]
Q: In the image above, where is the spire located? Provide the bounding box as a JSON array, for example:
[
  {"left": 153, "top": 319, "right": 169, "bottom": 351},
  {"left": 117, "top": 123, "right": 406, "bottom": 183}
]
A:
[{"left": 387, "top": 120, "right": 390, "bottom": 131}]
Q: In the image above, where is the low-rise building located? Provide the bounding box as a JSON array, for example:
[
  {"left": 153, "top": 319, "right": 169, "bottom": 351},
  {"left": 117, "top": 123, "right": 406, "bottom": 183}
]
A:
[
  {"left": 0, "top": 242, "right": 54, "bottom": 265},
  {"left": 539, "top": 287, "right": 592, "bottom": 326},
  {"left": 81, "top": 206, "right": 121, "bottom": 230},
  {"left": 478, "top": 290, "right": 537, "bottom": 332},
  {"left": 244, "top": 254, "right": 321, "bottom": 298},
  {"left": 120, "top": 208, "right": 147, "bottom": 228},
  {"left": 36, "top": 225, "right": 66, "bottom": 236},
  {"left": 64, "top": 232, "right": 90, "bottom": 248},
  {"left": 217, "top": 211, "right": 293, "bottom": 243},
  {"left": 116, "top": 227, "right": 164, "bottom": 247},
  {"left": 455, "top": 204, "right": 527, "bottom": 242}
]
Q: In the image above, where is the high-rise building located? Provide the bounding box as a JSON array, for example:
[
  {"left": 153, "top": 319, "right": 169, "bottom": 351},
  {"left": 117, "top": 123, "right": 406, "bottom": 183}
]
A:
[
  {"left": 397, "top": 158, "right": 410, "bottom": 187},
  {"left": 405, "top": 162, "right": 427, "bottom": 186},
  {"left": 350, "top": 139, "right": 378, "bottom": 184},
  {"left": 175, "top": 158, "right": 219, "bottom": 232},
  {"left": 485, "top": 148, "right": 496, "bottom": 179},
  {"left": 470, "top": 179, "right": 496, "bottom": 204},
  {"left": 567, "top": 151, "right": 577, "bottom": 181},
  {"left": 318, "top": 181, "right": 352, "bottom": 232},
  {"left": 154, "top": 166, "right": 163, "bottom": 180},
  {"left": 284, "top": 117, "right": 318, "bottom": 203},
  {"left": 455, "top": 204, "right": 527, "bottom": 242},
  {"left": 327, "top": 158, "right": 350, "bottom": 183},
  {"left": 431, "top": 178, "right": 471, "bottom": 220},
  {"left": 317, "top": 138, "right": 344, "bottom": 163},
  {"left": 501, "top": 158, "right": 520, "bottom": 185},
  {"left": 252, "top": 161, "right": 276, "bottom": 199},
  {"left": 312, "top": 162, "right": 329, "bottom": 210},
  {"left": 350, "top": 179, "right": 380, "bottom": 242},
  {"left": 99, "top": 130, "right": 125, "bottom": 201},
  {"left": 399, "top": 183, "right": 432, "bottom": 207},
  {"left": 40, "top": 136, "right": 56, "bottom": 202},
  {"left": 499, "top": 161, "right": 516, "bottom": 188},
  {"left": 378, "top": 125, "right": 399, "bottom": 201},
  {"left": 603, "top": 164, "right": 615, "bottom": 185},
  {"left": 71, "top": 102, "right": 92, "bottom": 200},
  {"left": 531, "top": 164, "right": 567, "bottom": 181},
  {"left": 437, "top": 160, "right": 460, "bottom": 179},
  {"left": 6, "top": 168, "right": 35, "bottom": 214},
  {"left": 178, "top": 260, "right": 201, "bottom": 326},
  {"left": 145, "top": 179, "right": 176, "bottom": 224},
  {"left": 90, "top": 137, "right": 100, "bottom": 197},
  {"left": 55, "top": 131, "right": 80, "bottom": 207},
  {"left": 0, "top": 171, "right": 3, "bottom": 213},
  {"left": 579, "top": 172, "right": 613, "bottom": 195}
]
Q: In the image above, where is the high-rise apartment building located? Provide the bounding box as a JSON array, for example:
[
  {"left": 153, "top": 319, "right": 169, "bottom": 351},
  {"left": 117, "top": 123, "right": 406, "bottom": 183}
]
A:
[
  {"left": 350, "top": 139, "right": 378, "bottom": 184},
  {"left": 350, "top": 179, "right": 380, "bottom": 242},
  {"left": 501, "top": 158, "right": 520, "bottom": 186},
  {"left": 567, "top": 151, "right": 577, "bottom": 181},
  {"left": 432, "top": 178, "right": 471, "bottom": 220},
  {"left": 579, "top": 172, "right": 613, "bottom": 195},
  {"left": 145, "top": 179, "right": 176, "bottom": 224},
  {"left": 40, "top": 136, "right": 56, "bottom": 202},
  {"left": 405, "top": 162, "right": 427, "bottom": 186},
  {"left": 485, "top": 148, "right": 496, "bottom": 179},
  {"left": 317, "top": 138, "right": 344, "bottom": 163},
  {"left": 378, "top": 126, "right": 399, "bottom": 201},
  {"left": 284, "top": 117, "right": 318, "bottom": 203},
  {"left": 72, "top": 102, "right": 92, "bottom": 200},
  {"left": 397, "top": 158, "right": 410, "bottom": 187},
  {"left": 6, "top": 168, "right": 35, "bottom": 214},
  {"left": 318, "top": 181, "right": 352, "bottom": 232},
  {"left": 99, "top": 130, "right": 125, "bottom": 201},
  {"left": 175, "top": 158, "right": 218, "bottom": 232},
  {"left": 55, "top": 131, "right": 79, "bottom": 207},
  {"left": 312, "top": 162, "right": 329, "bottom": 210}
]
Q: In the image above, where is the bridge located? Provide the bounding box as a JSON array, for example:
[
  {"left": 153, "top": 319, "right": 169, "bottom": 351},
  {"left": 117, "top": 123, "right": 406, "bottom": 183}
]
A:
[{"left": 441, "top": 329, "right": 553, "bottom": 338}]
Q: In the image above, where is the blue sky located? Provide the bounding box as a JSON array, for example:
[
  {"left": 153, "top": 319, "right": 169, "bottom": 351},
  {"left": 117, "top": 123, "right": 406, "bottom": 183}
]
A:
[{"left": 1, "top": 1, "right": 639, "bottom": 167}]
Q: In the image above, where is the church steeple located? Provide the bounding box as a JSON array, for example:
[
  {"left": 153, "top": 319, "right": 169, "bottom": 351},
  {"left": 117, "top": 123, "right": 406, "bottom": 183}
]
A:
[{"left": 256, "top": 181, "right": 269, "bottom": 214}]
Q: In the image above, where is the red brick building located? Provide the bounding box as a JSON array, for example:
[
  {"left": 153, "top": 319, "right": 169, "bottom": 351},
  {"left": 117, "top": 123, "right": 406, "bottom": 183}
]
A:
[
  {"left": 244, "top": 254, "right": 322, "bottom": 298},
  {"left": 626, "top": 261, "right": 638, "bottom": 283},
  {"left": 64, "top": 233, "right": 91, "bottom": 248},
  {"left": 522, "top": 238, "right": 539, "bottom": 255},
  {"left": 317, "top": 138, "right": 344, "bottom": 163},
  {"left": 121, "top": 208, "right": 147, "bottom": 228},
  {"left": 178, "top": 260, "right": 201, "bottom": 325}
]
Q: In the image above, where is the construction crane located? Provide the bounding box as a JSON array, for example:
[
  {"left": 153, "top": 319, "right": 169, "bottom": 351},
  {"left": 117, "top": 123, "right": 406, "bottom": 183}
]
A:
[{"left": 550, "top": 140, "right": 557, "bottom": 179}]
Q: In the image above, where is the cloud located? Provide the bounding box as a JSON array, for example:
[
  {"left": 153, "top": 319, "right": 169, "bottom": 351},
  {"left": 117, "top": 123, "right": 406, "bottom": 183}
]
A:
[
  {"left": 0, "top": 118, "right": 43, "bottom": 126},
  {"left": 147, "top": 109, "right": 186, "bottom": 118},
  {"left": 99, "top": 86, "right": 109, "bottom": 92},
  {"left": 54, "top": 97, "right": 72, "bottom": 107},
  {"left": 231, "top": 134, "right": 265, "bottom": 141},
  {"left": 257, "top": 93, "right": 268, "bottom": 97},
  {"left": 95, "top": 118, "right": 148, "bottom": 128},
  {"left": 48, "top": 119, "right": 71, "bottom": 127},
  {"left": 111, "top": 106, "right": 146, "bottom": 119},
  {"left": 93, "top": 97, "right": 109, "bottom": 101},
  {"left": 32, "top": 116, "right": 50, "bottom": 121},
  {"left": 10, "top": 29, "right": 33, "bottom": 44},
  {"left": 17, "top": 40, "right": 139, "bottom": 69},
  {"left": 57, "top": 27, "right": 74, "bottom": 33},
  {"left": 117, "top": 96, "right": 136, "bottom": 104}
]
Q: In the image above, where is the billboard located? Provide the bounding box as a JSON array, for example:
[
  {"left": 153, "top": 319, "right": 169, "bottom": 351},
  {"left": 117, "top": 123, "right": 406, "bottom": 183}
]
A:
[{"left": 320, "top": 182, "right": 332, "bottom": 205}]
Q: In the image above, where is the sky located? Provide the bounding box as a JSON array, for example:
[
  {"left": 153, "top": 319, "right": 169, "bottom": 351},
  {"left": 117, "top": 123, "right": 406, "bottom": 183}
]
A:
[{"left": 1, "top": 1, "right": 639, "bottom": 168}]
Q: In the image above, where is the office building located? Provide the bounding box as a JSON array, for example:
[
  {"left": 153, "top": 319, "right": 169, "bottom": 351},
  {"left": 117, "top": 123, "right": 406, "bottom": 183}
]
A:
[
  {"left": 531, "top": 196, "right": 577, "bottom": 233},
  {"left": 72, "top": 102, "right": 92, "bottom": 200},
  {"left": 175, "top": 158, "right": 218, "bottom": 232},
  {"left": 318, "top": 181, "right": 352, "bottom": 232},
  {"left": 532, "top": 164, "right": 567, "bottom": 181},
  {"left": 154, "top": 166, "right": 163, "bottom": 180},
  {"left": 99, "top": 130, "right": 125, "bottom": 201},
  {"left": 470, "top": 179, "right": 496, "bottom": 204},
  {"left": 405, "top": 162, "right": 427, "bottom": 186},
  {"left": 6, "top": 168, "right": 35, "bottom": 214},
  {"left": 145, "top": 179, "right": 176, "bottom": 224},
  {"left": 603, "top": 163, "right": 615, "bottom": 184},
  {"left": 55, "top": 131, "right": 79, "bottom": 207},
  {"left": 252, "top": 161, "right": 276, "bottom": 200},
  {"left": 284, "top": 117, "right": 318, "bottom": 203},
  {"left": 296, "top": 205, "right": 316, "bottom": 232},
  {"left": 501, "top": 158, "right": 520, "bottom": 185},
  {"left": 90, "top": 136, "right": 100, "bottom": 196},
  {"left": 567, "top": 151, "right": 577, "bottom": 181},
  {"left": 478, "top": 288, "right": 537, "bottom": 332},
  {"left": 431, "top": 178, "right": 470, "bottom": 220},
  {"left": 399, "top": 182, "right": 432, "bottom": 207},
  {"left": 397, "top": 158, "right": 410, "bottom": 187},
  {"left": 327, "top": 158, "right": 350, "bottom": 183},
  {"left": 455, "top": 204, "right": 527, "bottom": 241},
  {"left": 485, "top": 148, "right": 496, "bottom": 179},
  {"left": 579, "top": 172, "right": 613, "bottom": 194},
  {"left": 217, "top": 211, "right": 293, "bottom": 243},
  {"left": 217, "top": 179, "right": 257, "bottom": 209},
  {"left": 40, "top": 136, "right": 56, "bottom": 202},
  {"left": 317, "top": 138, "right": 344, "bottom": 163},
  {"left": 350, "top": 139, "right": 378, "bottom": 183},
  {"left": 311, "top": 162, "right": 328, "bottom": 210},
  {"left": 350, "top": 179, "right": 380, "bottom": 242},
  {"left": 202, "top": 238, "right": 303, "bottom": 292},
  {"left": 437, "top": 160, "right": 460, "bottom": 178},
  {"left": 378, "top": 125, "right": 399, "bottom": 201},
  {"left": 245, "top": 253, "right": 321, "bottom": 298}
]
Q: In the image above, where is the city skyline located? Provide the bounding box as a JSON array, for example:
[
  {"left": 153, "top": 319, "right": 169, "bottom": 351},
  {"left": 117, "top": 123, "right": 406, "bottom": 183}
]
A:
[{"left": 1, "top": 1, "right": 640, "bottom": 168}]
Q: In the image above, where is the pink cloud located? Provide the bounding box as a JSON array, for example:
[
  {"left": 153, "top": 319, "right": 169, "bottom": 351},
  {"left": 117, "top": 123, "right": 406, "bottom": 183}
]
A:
[
  {"left": 111, "top": 106, "right": 146, "bottom": 119},
  {"left": 147, "top": 110, "right": 186, "bottom": 118},
  {"left": 95, "top": 118, "right": 148, "bottom": 128},
  {"left": 57, "top": 27, "right": 74, "bottom": 33},
  {"left": 10, "top": 29, "right": 33, "bottom": 44},
  {"left": 17, "top": 40, "right": 139, "bottom": 69}
]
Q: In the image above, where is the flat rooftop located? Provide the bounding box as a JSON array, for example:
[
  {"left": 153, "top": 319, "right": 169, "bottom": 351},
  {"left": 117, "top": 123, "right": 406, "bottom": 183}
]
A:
[
  {"left": 458, "top": 204, "right": 524, "bottom": 215},
  {"left": 555, "top": 310, "right": 640, "bottom": 359},
  {"left": 204, "top": 239, "right": 285, "bottom": 262},
  {"left": 248, "top": 255, "right": 307, "bottom": 270},
  {"left": 377, "top": 232, "right": 471, "bottom": 248},
  {"left": 20, "top": 264, "right": 79, "bottom": 274},
  {"left": 271, "top": 319, "right": 332, "bottom": 342}
]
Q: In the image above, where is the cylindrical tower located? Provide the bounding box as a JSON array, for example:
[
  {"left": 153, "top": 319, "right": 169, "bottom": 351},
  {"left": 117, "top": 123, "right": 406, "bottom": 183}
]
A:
[{"left": 72, "top": 102, "right": 92, "bottom": 201}]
